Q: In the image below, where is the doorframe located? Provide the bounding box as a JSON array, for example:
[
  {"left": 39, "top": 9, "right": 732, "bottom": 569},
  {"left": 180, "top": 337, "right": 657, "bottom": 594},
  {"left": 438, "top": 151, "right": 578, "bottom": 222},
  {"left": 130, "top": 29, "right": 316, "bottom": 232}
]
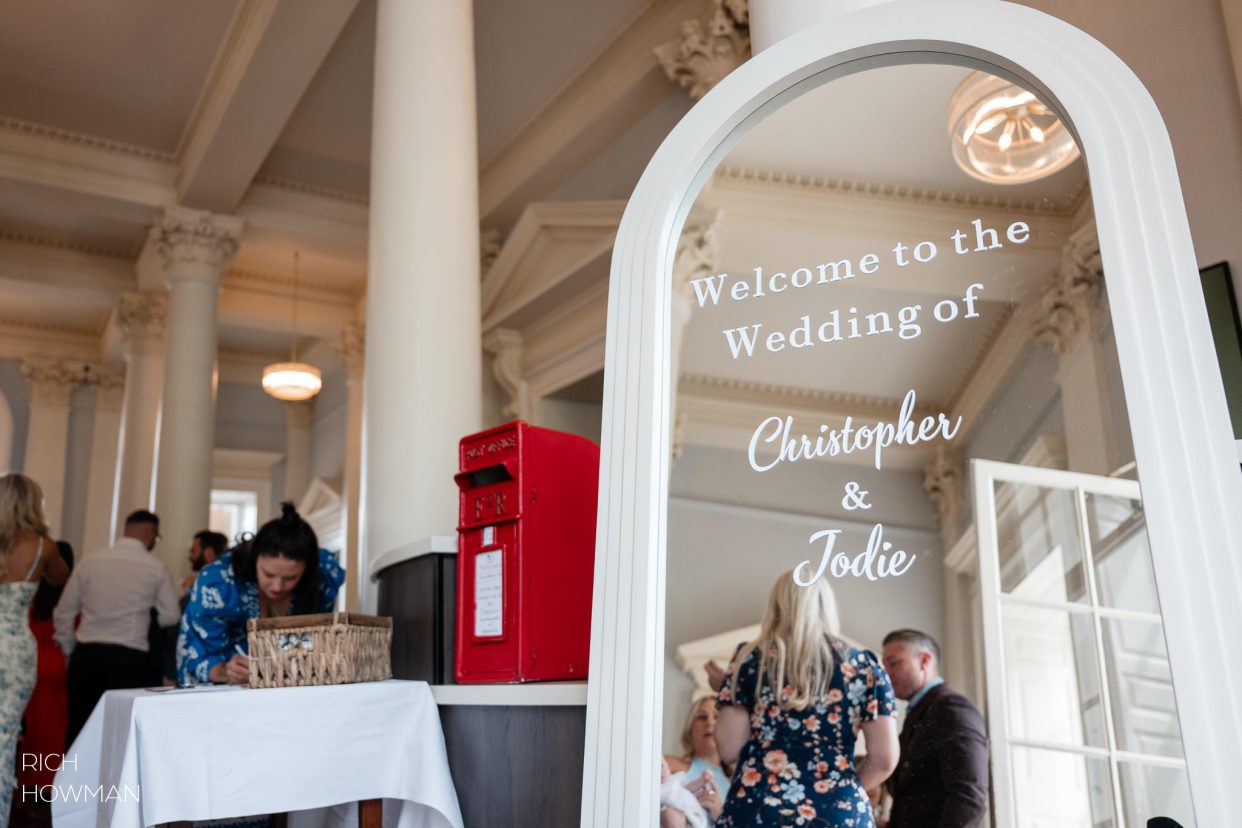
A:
[{"left": 584, "top": 2, "right": 1242, "bottom": 824}]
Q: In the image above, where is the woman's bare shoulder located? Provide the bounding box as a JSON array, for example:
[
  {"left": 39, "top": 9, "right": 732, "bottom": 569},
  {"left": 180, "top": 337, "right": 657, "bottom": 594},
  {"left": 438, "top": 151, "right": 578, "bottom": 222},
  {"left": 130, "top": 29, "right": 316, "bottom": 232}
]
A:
[
  {"left": 664, "top": 754, "right": 691, "bottom": 773},
  {"left": 4, "top": 531, "right": 45, "bottom": 580}
]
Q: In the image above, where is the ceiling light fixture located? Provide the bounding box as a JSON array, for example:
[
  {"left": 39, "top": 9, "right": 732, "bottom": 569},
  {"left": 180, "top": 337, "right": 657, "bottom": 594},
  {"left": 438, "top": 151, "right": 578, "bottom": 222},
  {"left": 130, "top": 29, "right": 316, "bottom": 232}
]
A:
[
  {"left": 947, "top": 71, "right": 1080, "bottom": 185},
  {"left": 261, "top": 251, "right": 322, "bottom": 401}
]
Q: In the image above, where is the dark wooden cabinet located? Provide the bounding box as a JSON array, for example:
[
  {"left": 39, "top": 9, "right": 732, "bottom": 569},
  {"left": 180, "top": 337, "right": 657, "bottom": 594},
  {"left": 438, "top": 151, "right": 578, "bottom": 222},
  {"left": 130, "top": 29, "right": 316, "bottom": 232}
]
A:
[
  {"left": 438, "top": 703, "right": 586, "bottom": 827},
  {"left": 377, "top": 552, "right": 457, "bottom": 684}
]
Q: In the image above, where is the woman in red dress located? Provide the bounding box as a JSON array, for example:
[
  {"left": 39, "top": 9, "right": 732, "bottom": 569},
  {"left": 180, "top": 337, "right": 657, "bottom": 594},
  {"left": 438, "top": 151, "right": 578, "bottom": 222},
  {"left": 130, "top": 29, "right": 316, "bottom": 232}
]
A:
[{"left": 16, "top": 541, "right": 74, "bottom": 790}]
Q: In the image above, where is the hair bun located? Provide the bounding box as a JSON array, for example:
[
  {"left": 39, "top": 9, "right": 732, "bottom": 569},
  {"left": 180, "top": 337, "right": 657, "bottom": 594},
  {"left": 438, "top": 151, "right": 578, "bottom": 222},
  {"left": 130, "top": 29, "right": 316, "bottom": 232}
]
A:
[{"left": 279, "top": 501, "right": 299, "bottom": 522}]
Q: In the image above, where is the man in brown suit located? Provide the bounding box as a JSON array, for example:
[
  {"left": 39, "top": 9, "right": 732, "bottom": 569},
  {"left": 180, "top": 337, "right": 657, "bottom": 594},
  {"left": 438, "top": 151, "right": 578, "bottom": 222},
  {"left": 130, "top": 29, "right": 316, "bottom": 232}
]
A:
[{"left": 880, "top": 629, "right": 989, "bottom": 828}]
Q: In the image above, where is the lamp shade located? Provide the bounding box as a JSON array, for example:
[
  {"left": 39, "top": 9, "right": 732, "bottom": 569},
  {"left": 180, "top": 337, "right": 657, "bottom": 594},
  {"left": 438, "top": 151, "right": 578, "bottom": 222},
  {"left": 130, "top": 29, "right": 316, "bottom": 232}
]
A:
[
  {"left": 948, "top": 71, "right": 1080, "bottom": 184},
  {"left": 261, "top": 361, "right": 323, "bottom": 401}
]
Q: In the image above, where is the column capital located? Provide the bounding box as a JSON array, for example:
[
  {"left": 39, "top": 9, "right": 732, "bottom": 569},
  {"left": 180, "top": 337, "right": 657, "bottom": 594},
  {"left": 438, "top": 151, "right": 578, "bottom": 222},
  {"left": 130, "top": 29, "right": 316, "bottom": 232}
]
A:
[
  {"left": 333, "top": 321, "right": 366, "bottom": 379},
  {"left": 141, "top": 205, "right": 244, "bottom": 285},
  {"left": 671, "top": 213, "right": 721, "bottom": 305},
  {"left": 923, "top": 445, "right": 965, "bottom": 528},
  {"left": 85, "top": 362, "right": 127, "bottom": 412},
  {"left": 284, "top": 399, "right": 315, "bottom": 429},
  {"left": 21, "top": 358, "right": 83, "bottom": 407},
  {"left": 1031, "top": 219, "right": 1104, "bottom": 357},
  {"left": 118, "top": 290, "right": 168, "bottom": 346},
  {"left": 656, "top": 0, "right": 751, "bottom": 101},
  {"left": 480, "top": 228, "right": 503, "bottom": 275}
]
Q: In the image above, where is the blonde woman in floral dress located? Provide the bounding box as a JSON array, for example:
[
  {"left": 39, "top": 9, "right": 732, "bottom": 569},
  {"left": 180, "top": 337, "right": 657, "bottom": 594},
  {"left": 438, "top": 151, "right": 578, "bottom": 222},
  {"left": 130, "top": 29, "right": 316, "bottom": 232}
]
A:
[
  {"left": 0, "top": 474, "right": 67, "bottom": 824},
  {"left": 714, "top": 572, "right": 899, "bottom": 827}
]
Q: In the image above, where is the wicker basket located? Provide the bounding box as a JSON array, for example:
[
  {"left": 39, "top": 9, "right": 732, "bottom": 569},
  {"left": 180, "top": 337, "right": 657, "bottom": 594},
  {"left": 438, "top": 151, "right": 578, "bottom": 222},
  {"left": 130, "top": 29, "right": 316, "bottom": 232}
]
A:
[{"left": 247, "top": 612, "right": 393, "bottom": 688}]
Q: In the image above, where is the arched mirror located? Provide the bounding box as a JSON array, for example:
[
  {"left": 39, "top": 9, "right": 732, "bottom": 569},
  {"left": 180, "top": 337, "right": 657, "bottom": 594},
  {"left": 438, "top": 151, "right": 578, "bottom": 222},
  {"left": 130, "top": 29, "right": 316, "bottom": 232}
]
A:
[{"left": 658, "top": 60, "right": 1196, "bottom": 827}]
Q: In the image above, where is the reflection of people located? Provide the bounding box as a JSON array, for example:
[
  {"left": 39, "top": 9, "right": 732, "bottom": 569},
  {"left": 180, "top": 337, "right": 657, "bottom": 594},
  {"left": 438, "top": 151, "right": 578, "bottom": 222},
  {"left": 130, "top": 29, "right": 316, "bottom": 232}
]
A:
[
  {"left": 715, "top": 571, "right": 899, "bottom": 826},
  {"left": 55, "top": 509, "right": 178, "bottom": 746},
  {"left": 664, "top": 697, "right": 727, "bottom": 821},
  {"left": 177, "top": 503, "right": 344, "bottom": 685},
  {"left": 180, "top": 529, "right": 228, "bottom": 603},
  {"left": 881, "top": 629, "right": 988, "bottom": 828},
  {"left": 0, "top": 473, "right": 68, "bottom": 818},
  {"left": 660, "top": 756, "right": 709, "bottom": 828}
]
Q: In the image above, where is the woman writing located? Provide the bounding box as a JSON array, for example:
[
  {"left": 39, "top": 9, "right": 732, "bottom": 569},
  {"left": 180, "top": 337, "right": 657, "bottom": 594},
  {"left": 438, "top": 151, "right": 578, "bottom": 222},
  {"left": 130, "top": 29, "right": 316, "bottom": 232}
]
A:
[
  {"left": 177, "top": 503, "right": 344, "bottom": 685},
  {"left": 0, "top": 473, "right": 68, "bottom": 819},
  {"left": 714, "top": 571, "right": 899, "bottom": 827},
  {"left": 664, "top": 696, "right": 731, "bottom": 821}
]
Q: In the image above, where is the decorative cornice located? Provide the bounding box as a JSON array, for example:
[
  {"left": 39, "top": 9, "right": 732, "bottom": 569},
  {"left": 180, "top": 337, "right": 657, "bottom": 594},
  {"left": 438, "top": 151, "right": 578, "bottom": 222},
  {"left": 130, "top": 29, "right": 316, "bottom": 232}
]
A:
[
  {"left": 656, "top": 0, "right": 751, "bottom": 100},
  {"left": 250, "top": 174, "right": 369, "bottom": 206},
  {"left": 223, "top": 267, "right": 361, "bottom": 299},
  {"left": 1031, "top": 218, "right": 1104, "bottom": 356},
  {"left": 679, "top": 372, "right": 945, "bottom": 418},
  {"left": 0, "top": 115, "right": 175, "bottom": 163},
  {"left": 117, "top": 290, "right": 168, "bottom": 343},
  {"left": 0, "top": 228, "right": 137, "bottom": 261},
  {"left": 713, "top": 164, "right": 1082, "bottom": 216}
]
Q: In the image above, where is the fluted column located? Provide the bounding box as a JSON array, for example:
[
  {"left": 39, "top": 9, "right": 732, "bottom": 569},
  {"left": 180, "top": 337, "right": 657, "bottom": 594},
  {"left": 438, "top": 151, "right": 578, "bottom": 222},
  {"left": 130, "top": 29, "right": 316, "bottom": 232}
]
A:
[
  {"left": 20, "top": 359, "right": 81, "bottom": 537},
  {"left": 147, "top": 206, "right": 243, "bottom": 579},
  {"left": 115, "top": 290, "right": 166, "bottom": 526},
  {"left": 82, "top": 364, "right": 126, "bottom": 552},
  {"left": 365, "top": 0, "right": 481, "bottom": 604},
  {"left": 283, "top": 401, "right": 313, "bottom": 506},
  {"left": 335, "top": 322, "right": 365, "bottom": 611}
]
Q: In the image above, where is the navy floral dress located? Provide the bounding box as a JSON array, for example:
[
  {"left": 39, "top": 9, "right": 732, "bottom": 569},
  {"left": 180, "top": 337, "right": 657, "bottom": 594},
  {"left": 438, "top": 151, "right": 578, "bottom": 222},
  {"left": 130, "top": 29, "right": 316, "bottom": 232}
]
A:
[{"left": 715, "top": 644, "right": 897, "bottom": 827}]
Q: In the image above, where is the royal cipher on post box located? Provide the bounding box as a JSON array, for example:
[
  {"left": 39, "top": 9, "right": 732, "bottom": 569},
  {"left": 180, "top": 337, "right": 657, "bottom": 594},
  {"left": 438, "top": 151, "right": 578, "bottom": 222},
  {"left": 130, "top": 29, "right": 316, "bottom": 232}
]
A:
[{"left": 454, "top": 421, "right": 599, "bottom": 683}]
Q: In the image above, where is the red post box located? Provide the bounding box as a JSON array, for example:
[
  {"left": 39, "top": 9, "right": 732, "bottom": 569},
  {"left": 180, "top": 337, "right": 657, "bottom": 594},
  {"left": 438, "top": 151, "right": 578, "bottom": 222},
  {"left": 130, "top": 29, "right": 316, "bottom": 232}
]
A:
[{"left": 454, "top": 421, "right": 599, "bottom": 683}]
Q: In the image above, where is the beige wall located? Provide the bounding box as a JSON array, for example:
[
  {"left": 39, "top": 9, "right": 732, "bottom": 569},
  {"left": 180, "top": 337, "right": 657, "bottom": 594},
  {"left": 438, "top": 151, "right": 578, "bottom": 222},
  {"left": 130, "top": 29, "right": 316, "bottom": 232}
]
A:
[{"left": 1023, "top": 0, "right": 1242, "bottom": 289}]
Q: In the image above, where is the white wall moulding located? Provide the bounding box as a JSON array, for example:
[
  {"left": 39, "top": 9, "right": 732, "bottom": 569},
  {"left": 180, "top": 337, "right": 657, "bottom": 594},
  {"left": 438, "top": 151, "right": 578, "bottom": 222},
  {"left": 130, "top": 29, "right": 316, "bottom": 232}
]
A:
[{"left": 585, "top": 2, "right": 1242, "bottom": 826}]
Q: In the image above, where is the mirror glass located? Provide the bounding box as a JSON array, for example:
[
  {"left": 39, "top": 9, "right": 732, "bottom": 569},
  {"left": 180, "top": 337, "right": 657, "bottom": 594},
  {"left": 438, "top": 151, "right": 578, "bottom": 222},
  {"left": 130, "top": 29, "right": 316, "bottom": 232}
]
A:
[{"left": 659, "top": 62, "right": 1196, "bottom": 827}]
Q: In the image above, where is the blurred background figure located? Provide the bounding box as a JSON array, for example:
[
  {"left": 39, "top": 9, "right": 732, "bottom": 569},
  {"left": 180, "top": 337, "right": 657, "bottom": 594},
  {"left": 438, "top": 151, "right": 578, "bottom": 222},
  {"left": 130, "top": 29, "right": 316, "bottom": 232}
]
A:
[
  {"left": 0, "top": 473, "right": 67, "bottom": 822},
  {"left": 54, "top": 509, "right": 178, "bottom": 747},
  {"left": 663, "top": 696, "right": 727, "bottom": 822}
]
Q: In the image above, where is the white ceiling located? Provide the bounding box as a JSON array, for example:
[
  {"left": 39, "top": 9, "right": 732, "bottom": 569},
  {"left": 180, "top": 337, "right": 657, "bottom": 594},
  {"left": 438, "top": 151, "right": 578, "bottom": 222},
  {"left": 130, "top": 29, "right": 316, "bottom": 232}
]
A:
[{"left": 0, "top": 0, "right": 238, "bottom": 153}]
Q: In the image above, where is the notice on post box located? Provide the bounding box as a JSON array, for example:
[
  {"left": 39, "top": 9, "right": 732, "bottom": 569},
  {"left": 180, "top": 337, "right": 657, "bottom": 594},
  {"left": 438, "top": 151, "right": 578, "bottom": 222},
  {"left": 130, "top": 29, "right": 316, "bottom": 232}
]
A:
[{"left": 474, "top": 549, "right": 503, "bottom": 637}]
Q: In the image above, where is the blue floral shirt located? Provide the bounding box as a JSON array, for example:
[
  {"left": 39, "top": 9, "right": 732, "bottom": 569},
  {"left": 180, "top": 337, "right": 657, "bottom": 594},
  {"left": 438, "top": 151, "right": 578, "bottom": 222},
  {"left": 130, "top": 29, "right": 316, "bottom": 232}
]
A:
[{"left": 175, "top": 549, "right": 345, "bottom": 685}]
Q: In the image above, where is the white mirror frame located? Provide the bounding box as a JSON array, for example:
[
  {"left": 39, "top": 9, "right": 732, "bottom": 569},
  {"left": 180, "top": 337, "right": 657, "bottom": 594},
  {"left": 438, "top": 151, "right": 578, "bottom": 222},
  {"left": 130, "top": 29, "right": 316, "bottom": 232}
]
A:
[{"left": 583, "top": 1, "right": 1242, "bottom": 824}]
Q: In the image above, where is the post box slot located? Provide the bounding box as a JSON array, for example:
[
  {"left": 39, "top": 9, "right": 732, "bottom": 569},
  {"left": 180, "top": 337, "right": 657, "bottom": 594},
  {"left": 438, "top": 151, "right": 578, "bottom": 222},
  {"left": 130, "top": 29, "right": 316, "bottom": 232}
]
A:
[{"left": 465, "top": 464, "right": 514, "bottom": 488}]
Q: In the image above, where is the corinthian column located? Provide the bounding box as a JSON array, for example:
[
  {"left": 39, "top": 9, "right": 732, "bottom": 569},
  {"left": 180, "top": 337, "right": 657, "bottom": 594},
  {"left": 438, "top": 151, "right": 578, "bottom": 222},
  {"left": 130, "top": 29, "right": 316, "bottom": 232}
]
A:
[
  {"left": 20, "top": 359, "right": 81, "bottom": 537},
  {"left": 115, "top": 290, "right": 166, "bottom": 528},
  {"left": 365, "top": 0, "right": 481, "bottom": 603},
  {"left": 82, "top": 364, "right": 126, "bottom": 552},
  {"left": 146, "top": 206, "right": 243, "bottom": 579}
]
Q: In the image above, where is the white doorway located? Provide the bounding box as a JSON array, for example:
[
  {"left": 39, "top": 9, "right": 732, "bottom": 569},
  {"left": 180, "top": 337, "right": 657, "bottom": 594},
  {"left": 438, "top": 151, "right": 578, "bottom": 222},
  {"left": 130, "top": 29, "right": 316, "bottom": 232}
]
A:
[{"left": 974, "top": 459, "right": 1194, "bottom": 827}]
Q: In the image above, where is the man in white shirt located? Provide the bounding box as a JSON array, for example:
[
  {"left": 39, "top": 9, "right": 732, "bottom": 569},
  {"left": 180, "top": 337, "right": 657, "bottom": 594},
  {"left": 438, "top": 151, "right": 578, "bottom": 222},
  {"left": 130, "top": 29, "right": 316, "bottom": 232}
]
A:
[{"left": 55, "top": 509, "right": 180, "bottom": 746}]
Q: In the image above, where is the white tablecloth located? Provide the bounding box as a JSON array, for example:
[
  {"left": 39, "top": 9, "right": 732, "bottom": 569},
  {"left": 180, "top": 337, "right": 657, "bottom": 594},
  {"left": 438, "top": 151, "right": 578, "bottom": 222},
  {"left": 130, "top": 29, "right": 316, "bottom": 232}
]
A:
[{"left": 53, "top": 680, "right": 464, "bottom": 828}]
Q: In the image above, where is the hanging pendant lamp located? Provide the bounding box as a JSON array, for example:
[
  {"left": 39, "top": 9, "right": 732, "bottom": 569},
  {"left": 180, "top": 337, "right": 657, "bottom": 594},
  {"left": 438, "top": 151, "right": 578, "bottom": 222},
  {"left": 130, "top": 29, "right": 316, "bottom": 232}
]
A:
[{"left": 261, "top": 251, "right": 322, "bottom": 401}]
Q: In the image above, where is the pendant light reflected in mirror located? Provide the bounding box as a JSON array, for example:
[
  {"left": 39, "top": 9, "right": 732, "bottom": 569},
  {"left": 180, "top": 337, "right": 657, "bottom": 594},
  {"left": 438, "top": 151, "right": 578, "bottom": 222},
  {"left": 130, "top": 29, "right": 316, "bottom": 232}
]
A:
[
  {"left": 948, "top": 70, "right": 1080, "bottom": 184},
  {"left": 261, "top": 251, "right": 322, "bottom": 401}
]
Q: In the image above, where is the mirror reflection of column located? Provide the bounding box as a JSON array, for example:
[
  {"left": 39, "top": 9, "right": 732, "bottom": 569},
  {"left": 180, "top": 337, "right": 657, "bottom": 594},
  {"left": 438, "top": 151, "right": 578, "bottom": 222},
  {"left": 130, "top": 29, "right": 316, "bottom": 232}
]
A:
[{"left": 661, "top": 62, "right": 1196, "bottom": 828}]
